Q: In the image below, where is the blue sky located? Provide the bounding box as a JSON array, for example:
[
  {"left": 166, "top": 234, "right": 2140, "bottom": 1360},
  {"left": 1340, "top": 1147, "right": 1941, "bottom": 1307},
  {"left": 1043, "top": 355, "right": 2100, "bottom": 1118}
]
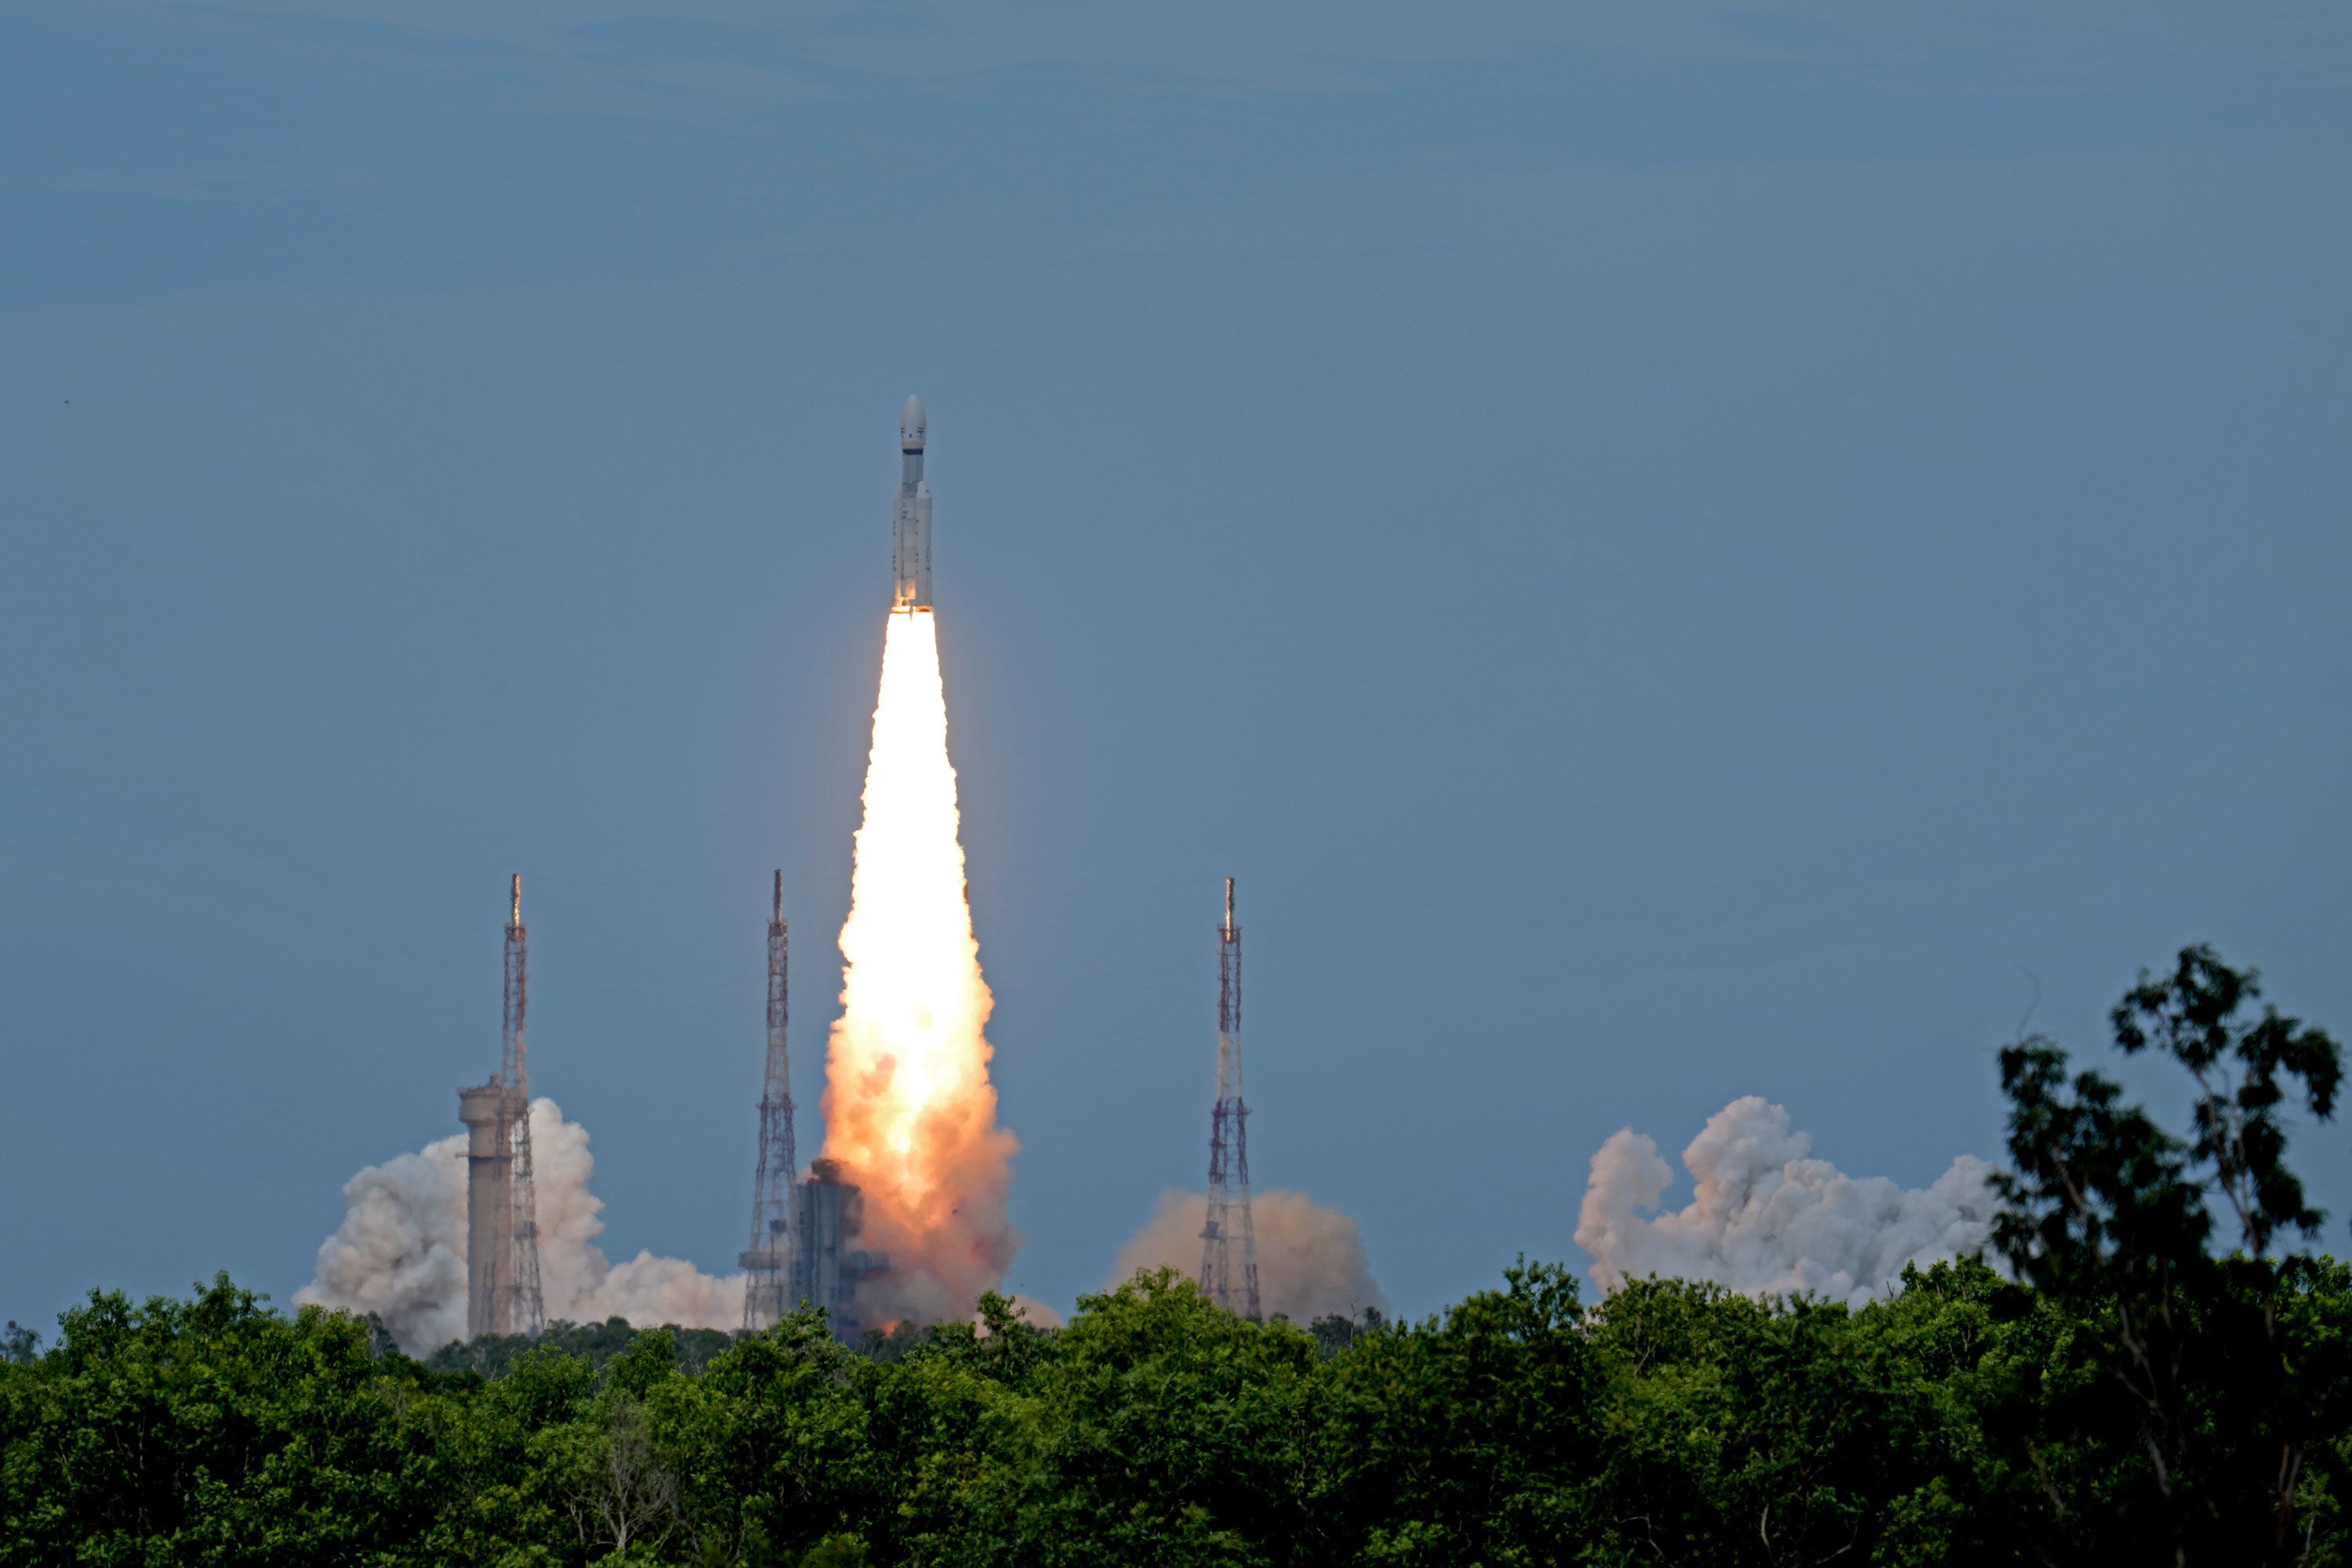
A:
[{"left": 3, "top": 0, "right": 2349, "bottom": 1327}]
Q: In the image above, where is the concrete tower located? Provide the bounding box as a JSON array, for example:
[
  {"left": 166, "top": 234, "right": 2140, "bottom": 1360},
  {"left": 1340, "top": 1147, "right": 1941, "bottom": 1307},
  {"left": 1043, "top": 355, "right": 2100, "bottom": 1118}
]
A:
[{"left": 460, "top": 876, "right": 545, "bottom": 1339}]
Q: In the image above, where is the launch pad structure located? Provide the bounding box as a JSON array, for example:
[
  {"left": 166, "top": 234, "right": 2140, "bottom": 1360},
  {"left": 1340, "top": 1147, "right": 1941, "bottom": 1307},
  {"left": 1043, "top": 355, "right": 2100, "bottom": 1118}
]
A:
[
  {"left": 796, "top": 1160, "right": 890, "bottom": 1341},
  {"left": 450, "top": 869, "right": 887, "bottom": 1347},
  {"left": 739, "top": 874, "right": 889, "bottom": 1342},
  {"left": 1200, "top": 877, "right": 1262, "bottom": 1319},
  {"left": 458, "top": 875, "right": 546, "bottom": 1340}
]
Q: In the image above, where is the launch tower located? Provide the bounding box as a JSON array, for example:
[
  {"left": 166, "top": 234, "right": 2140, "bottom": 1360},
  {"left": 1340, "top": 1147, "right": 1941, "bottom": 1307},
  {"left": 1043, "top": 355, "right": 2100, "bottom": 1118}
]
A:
[
  {"left": 459, "top": 875, "right": 546, "bottom": 1338},
  {"left": 797, "top": 1160, "right": 890, "bottom": 1341},
  {"left": 740, "top": 872, "right": 797, "bottom": 1330},
  {"left": 1199, "top": 877, "right": 1261, "bottom": 1319}
]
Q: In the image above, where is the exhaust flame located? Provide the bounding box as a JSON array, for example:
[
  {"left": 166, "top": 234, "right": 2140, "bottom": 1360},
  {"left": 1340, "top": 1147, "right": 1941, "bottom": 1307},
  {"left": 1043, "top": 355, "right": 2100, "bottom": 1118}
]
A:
[{"left": 822, "top": 608, "right": 1019, "bottom": 1326}]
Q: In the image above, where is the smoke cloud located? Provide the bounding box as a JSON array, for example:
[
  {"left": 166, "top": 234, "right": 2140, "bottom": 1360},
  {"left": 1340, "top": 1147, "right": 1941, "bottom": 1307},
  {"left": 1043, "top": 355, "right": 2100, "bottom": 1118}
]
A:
[
  {"left": 1109, "top": 1189, "right": 1386, "bottom": 1323},
  {"left": 296, "top": 1133, "right": 470, "bottom": 1353},
  {"left": 982, "top": 1294, "right": 1065, "bottom": 1332},
  {"left": 297, "top": 1098, "right": 744, "bottom": 1353},
  {"left": 1573, "top": 1095, "right": 1996, "bottom": 1306}
]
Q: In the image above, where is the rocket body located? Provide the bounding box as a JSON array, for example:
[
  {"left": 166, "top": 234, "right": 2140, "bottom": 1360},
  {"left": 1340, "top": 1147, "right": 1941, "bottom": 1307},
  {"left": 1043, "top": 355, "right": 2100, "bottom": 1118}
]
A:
[{"left": 893, "top": 395, "right": 932, "bottom": 610}]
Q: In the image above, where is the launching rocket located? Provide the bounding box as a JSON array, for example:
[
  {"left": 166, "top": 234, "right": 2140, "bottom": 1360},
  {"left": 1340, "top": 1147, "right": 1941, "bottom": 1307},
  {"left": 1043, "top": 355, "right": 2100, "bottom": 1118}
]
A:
[{"left": 893, "top": 395, "right": 932, "bottom": 611}]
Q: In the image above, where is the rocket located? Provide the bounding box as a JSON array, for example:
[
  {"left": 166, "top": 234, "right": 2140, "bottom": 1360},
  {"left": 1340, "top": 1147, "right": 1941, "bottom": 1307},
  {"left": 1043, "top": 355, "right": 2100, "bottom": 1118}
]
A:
[{"left": 893, "top": 394, "right": 932, "bottom": 611}]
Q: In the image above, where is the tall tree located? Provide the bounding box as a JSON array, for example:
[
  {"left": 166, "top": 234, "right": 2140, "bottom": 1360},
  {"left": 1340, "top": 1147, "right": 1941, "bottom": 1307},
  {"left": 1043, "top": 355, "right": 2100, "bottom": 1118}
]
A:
[{"left": 1993, "top": 946, "right": 2348, "bottom": 1563}]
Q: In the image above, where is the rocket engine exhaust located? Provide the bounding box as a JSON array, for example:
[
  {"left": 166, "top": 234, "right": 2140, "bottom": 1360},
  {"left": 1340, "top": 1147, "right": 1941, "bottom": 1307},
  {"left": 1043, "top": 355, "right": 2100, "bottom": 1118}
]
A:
[{"left": 819, "top": 400, "right": 1018, "bottom": 1328}]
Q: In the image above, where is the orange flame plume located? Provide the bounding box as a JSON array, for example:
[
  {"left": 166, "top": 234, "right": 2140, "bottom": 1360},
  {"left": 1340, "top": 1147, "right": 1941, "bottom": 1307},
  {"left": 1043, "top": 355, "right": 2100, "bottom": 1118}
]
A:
[{"left": 821, "top": 608, "right": 1019, "bottom": 1325}]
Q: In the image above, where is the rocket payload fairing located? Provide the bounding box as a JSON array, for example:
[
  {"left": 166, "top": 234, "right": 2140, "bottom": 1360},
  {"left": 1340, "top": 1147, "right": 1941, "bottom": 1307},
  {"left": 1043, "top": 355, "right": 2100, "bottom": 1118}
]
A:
[{"left": 893, "top": 395, "right": 932, "bottom": 611}]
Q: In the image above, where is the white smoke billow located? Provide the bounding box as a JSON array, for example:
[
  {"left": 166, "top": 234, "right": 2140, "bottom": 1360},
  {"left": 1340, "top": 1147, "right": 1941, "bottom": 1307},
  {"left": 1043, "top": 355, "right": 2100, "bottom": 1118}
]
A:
[
  {"left": 296, "top": 1135, "right": 470, "bottom": 1353},
  {"left": 1110, "top": 1189, "right": 1386, "bottom": 1323},
  {"left": 296, "top": 1098, "right": 745, "bottom": 1354},
  {"left": 1573, "top": 1095, "right": 1997, "bottom": 1306}
]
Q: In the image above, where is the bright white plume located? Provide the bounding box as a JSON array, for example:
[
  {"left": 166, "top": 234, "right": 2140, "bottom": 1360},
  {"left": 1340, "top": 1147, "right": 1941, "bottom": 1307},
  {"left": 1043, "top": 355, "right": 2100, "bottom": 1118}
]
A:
[{"left": 818, "top": 608, "right": 1020, "bottom": 1327}]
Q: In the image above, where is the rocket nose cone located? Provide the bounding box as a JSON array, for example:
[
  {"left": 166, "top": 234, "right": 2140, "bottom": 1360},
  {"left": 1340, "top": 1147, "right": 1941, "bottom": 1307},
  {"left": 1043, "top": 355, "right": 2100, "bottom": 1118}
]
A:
[{"left": 900, "top": 394, "right": 927, "bottom": 449}]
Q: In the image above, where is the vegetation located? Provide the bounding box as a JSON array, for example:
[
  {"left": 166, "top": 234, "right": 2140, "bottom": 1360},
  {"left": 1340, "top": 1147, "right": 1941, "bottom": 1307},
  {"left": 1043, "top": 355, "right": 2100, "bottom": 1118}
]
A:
[
  {"left": 3, "top": 946, "right": 2345, "bottom": 1566},
  {"left": 425, "top": 1318, "right": 739, "bottom": 1380}
]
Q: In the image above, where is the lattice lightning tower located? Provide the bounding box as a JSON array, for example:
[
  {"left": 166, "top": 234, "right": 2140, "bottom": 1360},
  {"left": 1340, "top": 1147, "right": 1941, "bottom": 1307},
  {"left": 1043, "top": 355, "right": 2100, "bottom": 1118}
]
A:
[
  {"left": 501, "top": 877, "right": 546, "bottom": 1336},
  {"left": 742, "top": 872, "right": 798, "bottom": 1330},
  {"left": 1200, "top": 877, "right": 1261, "bottom": 1318}
]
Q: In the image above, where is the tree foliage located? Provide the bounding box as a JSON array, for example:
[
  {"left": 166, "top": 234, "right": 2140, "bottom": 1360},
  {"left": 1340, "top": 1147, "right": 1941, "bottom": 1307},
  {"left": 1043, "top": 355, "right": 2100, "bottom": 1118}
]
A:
[{"left": 1993, "top": 946, "right": 2347, "bottom": 1563}]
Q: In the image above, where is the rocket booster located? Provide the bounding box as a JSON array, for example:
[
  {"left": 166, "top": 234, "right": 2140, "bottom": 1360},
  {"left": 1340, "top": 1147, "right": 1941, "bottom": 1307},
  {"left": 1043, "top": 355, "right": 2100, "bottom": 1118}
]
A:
[{"left": 893, "top": 395, "right": 932, "bottom": 611}]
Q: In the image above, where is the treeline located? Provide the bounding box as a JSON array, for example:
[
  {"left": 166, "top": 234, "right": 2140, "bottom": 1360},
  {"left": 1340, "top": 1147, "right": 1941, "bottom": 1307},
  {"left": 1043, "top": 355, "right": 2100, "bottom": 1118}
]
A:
[
  {"left": 424, "top": 1317, "right": 739, "bottom": 1380},
  {"left": 1, "top": 946, "right": 2345, "bottom": 1566}
]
